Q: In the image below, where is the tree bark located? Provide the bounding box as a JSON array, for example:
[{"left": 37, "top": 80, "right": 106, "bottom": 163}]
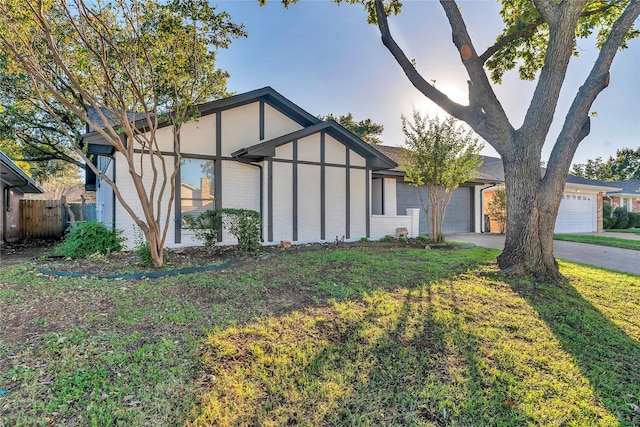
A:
[{"left": 497, "top": 151, "right": 562, "bottom": 283}]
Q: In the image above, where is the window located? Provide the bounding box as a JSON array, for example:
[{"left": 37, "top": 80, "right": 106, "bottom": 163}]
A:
[
  {"left": 622, "top": 197, "right": 630, "bottom": 212},
  {"left": 180, "top": 159, "right": 215, "bottom": 226}
]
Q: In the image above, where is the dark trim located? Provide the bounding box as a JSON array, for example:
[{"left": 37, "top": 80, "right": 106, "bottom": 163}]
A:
[
  {"left": 259, "top": 100, "right": 265, "bottom": 140},
  {"left": 320, "top": 132, "right": 325, "bottom": 240},
  {"left": 174, "top": 126, "right": 181, "bottom": 244},
  {"left": 345, "top": 149, "right": 350, "bottom": 239},
  {"left": 232, "top": 120, "right": 396, "bottom": 171},
  {"left": 82, "top": 87, "right": 321, "bottom": 146},
  {"left": 132, "top": 149, "right": 176, "bottom": 157},
  {"left": 112, "top": 156, "right": 117, "bottom": 231},
  {"left": 268, "top": 157, "right": 274, "bottom": 242},
  {"left": 365, "top": 168, "right": 370, "bottom": 238},
  {"left": 215, "top": 114, "right": 223, "bottom": 241},
  {"left": 266, "top": 157, "right": 367, "bottom": 170},
  {"left": 381, "top": 178, "right": 385, "bottom": 215},
  {"left": 292, "top": 140, "right": 298, "bottom": 241}
]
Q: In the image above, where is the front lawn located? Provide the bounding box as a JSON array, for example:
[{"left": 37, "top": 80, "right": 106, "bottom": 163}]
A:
[
  {"left": 1, "top": 246, "right": 639, "bottom": 426},
  {"left": 554, "top": 233, "right": 640, "bottom": 250}
]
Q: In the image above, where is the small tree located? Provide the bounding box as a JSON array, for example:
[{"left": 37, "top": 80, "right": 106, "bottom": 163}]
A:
[
  {"left": 487, "top": 187, "right": 507, "bottom": 234},
  {"left": 400, "top": 110, "right": 483, "bottom": 244}
]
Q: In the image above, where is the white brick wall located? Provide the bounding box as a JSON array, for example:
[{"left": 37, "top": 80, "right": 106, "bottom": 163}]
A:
[{"left": 370, "top": 208, "right": 420, "bottom": 240}]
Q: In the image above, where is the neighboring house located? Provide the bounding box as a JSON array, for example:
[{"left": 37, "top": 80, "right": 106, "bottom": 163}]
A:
[
  {"left": 85, "top": 87, "right": 399, "bottom": 248},
  {"left": 371, "top": 147, "right": 620, "bottom": 234},
  {"left": 0, "top": 151, "right": 43, "bottom": 243},
  {"left": 478, "top": 158, "right": 620, "bottom": 233},
  {"left": 603, "top": 179, "right": 640, "bottom": 213}
]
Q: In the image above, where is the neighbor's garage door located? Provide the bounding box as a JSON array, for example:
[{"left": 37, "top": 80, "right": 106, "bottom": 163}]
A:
[
  {"left": 555, "top": 193, "right": 596, "bottom": 233},
  {"left": 397, "top": 183, "right": 473, "bottom": 234}
]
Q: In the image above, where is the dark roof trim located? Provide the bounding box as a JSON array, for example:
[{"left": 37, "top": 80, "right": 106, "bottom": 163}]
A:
[
  {"left": 82, "top": 87, "right": 322, "bottom": 146},
  {"left": 232, "top": 120, "right": 397, "bottom": 171},
  {"left": 0, "top": 150, "right": 43, "bottom": 194}
]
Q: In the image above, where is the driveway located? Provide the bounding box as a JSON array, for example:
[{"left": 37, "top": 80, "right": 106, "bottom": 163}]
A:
[{"left": 447, "top": 233, "right": 640, "bottom": 276}]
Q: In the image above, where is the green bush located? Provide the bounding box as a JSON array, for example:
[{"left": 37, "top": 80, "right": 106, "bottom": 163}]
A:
[
  {"left": 183, "top": 210, "right": 220, "bottom": 247},
  {"left": 613, "top": 207, "right": 629, "bottom": 229},
  {"left": 55, "top": 220, "right": 124, "bottom": 258},
  {"left": 379, "top": 236, "right": 395, "bottom": 243},
  {"left": 628, "top": 211, "right": 640, "bottom": 228},
  {"left": 184, "top": 208, "right": 262, "bottom": 252},
  {"left": 602, "top": 204, "right": 615, "bottom": 229},
  {"left": 415, "top": 234, "right": 430, "bottom": 242}
]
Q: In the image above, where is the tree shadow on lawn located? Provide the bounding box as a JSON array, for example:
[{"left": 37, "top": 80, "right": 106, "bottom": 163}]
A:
[
  {"left": 509, "top": 276, "right": 640, "bottom": 424},
  {"left": 190, "top": 283, "right": 534, "bottom": 426}
]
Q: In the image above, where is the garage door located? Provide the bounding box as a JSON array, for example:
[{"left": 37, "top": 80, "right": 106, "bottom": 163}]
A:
[
  {"left": 396, "top": 183, "right": 473, "bottom": 234},
  {"left": 555, "top": 193, "right": 596, "bottom": 233}
]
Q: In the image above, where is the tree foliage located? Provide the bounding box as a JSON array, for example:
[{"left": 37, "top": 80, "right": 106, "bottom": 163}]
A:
[
  {"left": 571, "top": 147, "right": 640, "bottom": 181},
  {"left": 400, "top": 111, "right": 483, "bottom": 244},
  {"left": 319, "top": 112, "right": 384, "bottom": 144},
  {"left": 0, "top": 0, "right": 245, "bottom": 267}
]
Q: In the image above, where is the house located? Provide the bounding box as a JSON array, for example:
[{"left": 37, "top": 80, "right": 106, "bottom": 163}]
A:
[
  {"left": 85, "top": 87, "right": 401, "bottom": 248},
  {"left": 370, "top": 146, "right": 620, "bottom": 234},
  {"left": 370, "top": 146, "right": 502, "bottom": 237},
  {"left": 603, "top": 179, "right": 640, "bottom": 213},
  {"left": 0, "top": 150, "right": 43, "bottom": 243}
]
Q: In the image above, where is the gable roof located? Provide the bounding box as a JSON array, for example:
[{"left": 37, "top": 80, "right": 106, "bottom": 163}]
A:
[
  {"left": 603, "top": 179, "right": 640, "bottom": 197},
  {"left": 0, "top": 151, "right": 43, "bottom": 194},
  {"left": 232, "top": 120, "right": 397, "bottom": 171},
  {"left": 82, "top": 86, "right": 321, "bottom": 153}
]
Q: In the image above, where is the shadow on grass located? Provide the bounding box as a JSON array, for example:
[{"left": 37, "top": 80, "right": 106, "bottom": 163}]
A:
[
  {"left": 509, "top": 278, "right": 640, "bottom": 424},
  {"left": 190, "top": 282, "right": 533, "bottom": 426}
]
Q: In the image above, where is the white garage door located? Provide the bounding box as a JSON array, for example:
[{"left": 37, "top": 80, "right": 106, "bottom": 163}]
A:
[{"left": 555, "top": 193, "right": 596, "bottom": 233}]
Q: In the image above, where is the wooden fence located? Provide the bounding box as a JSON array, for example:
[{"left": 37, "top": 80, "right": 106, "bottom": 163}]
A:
[
  {"left": 20, "top": 199, "right": 64, "bottom": 239},
  {"left": 19, "top": 200, "right": 97, "bottom": 239}
]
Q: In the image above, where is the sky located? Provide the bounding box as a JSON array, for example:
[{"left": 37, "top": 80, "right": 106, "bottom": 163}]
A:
[{"left": 213, "top": 0, "right": 640, "bottom": 166}]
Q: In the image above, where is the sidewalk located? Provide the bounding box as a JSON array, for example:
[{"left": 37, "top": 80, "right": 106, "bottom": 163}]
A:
[{"left": 447, "top": 233, "right": 640, "bottom": 276}]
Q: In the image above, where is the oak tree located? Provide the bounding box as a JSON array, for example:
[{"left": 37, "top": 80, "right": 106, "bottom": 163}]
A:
[{"left": 275, "top": 0, "right": 640, "bottom": 281}]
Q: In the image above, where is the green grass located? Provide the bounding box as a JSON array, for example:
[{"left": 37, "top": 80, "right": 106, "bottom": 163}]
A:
[
  {"left": 606, "top": 228, "right": 640, "bottom": 235},
  {"left": 554, "top": 233, "right": 640, "bottom": 250},
  {"left": 1, "top": 246, "right": 639, "bottom": 426}
]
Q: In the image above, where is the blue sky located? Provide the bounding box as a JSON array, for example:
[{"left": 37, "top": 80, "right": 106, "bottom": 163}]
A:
[{"left": 214, "top": 0, "right": 640, "bottom": 165}]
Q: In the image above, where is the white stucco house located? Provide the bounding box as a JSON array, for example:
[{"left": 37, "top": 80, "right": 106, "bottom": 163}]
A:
[{"left": 83, "top": 87, "right": 429, "bottom": 248}]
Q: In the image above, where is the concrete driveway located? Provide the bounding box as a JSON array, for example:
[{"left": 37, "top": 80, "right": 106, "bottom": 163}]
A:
[{"left": 447, "top": 233, "right": 640, "bottom": 276}]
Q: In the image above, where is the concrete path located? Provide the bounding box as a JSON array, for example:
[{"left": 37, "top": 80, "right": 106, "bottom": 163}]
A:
[{"left": 447, "top": 233, "right": 640, "bottom": 276}]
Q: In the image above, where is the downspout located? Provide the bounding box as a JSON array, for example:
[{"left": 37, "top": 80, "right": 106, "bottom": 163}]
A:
[
  {"left": 232, "top": 154, "right": 264, "bottom": 235},
  {"left": 479, "top": 183, "right": 497, "bottom": 233}
]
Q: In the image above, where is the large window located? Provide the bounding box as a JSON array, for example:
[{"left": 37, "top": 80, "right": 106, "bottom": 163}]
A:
[{"left": 180, "top": 159, "right": 215, "bottom": 226}]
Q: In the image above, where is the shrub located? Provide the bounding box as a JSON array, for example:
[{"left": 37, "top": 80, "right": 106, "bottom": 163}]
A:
[
  {"left": 184, "top": 208, "right": 262, "bottom": 252},
  {"left": 379, "top": 236, "right": 395, "bottom": 243},
  {"left": 628, "top": 211, "right": 640, "bottom": 228},
  {"left": 55, "top": 220, "right": 124, "bottom": 258},
  {"left": 359, "top": 237, "right": 371, "bottom": 243},
  {"left": 183, "top": 210, "right": 221, "bottom": 247},
  {"left": 221, "top": 209, "right": 262, "bottom": 252},
  {"left": 613, "top": 207, "right": 629, "bottom": 229},
  {"left": 415, "top": 234, "right": 430, "bottom": 242}
]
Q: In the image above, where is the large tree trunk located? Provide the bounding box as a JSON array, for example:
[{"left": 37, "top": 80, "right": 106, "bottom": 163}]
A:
[{"left": 497, "top": 152, "right": 563, "bottom": 283}]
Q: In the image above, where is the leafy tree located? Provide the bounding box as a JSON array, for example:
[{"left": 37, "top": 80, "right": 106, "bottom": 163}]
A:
[
  {"left": 0, "top": 54, "right": 84, "bottom": 181},
  {"left": 0, "top": 0, "right": 245, "bottom": 267},
  {"left": 487, "top": 187, "right": 507, "bottom": 234},
  {"left": 273, "top": 0, "right": 640, "bottom": 282},
  {"left": 319, "top": 113, "right": 384, "bottom": 144},
  {"left": 572, "top": 147, "right": 640, "bottom": 181},
  {"left": 400, "top": 111, "right": 483, "bottom": 244}
]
